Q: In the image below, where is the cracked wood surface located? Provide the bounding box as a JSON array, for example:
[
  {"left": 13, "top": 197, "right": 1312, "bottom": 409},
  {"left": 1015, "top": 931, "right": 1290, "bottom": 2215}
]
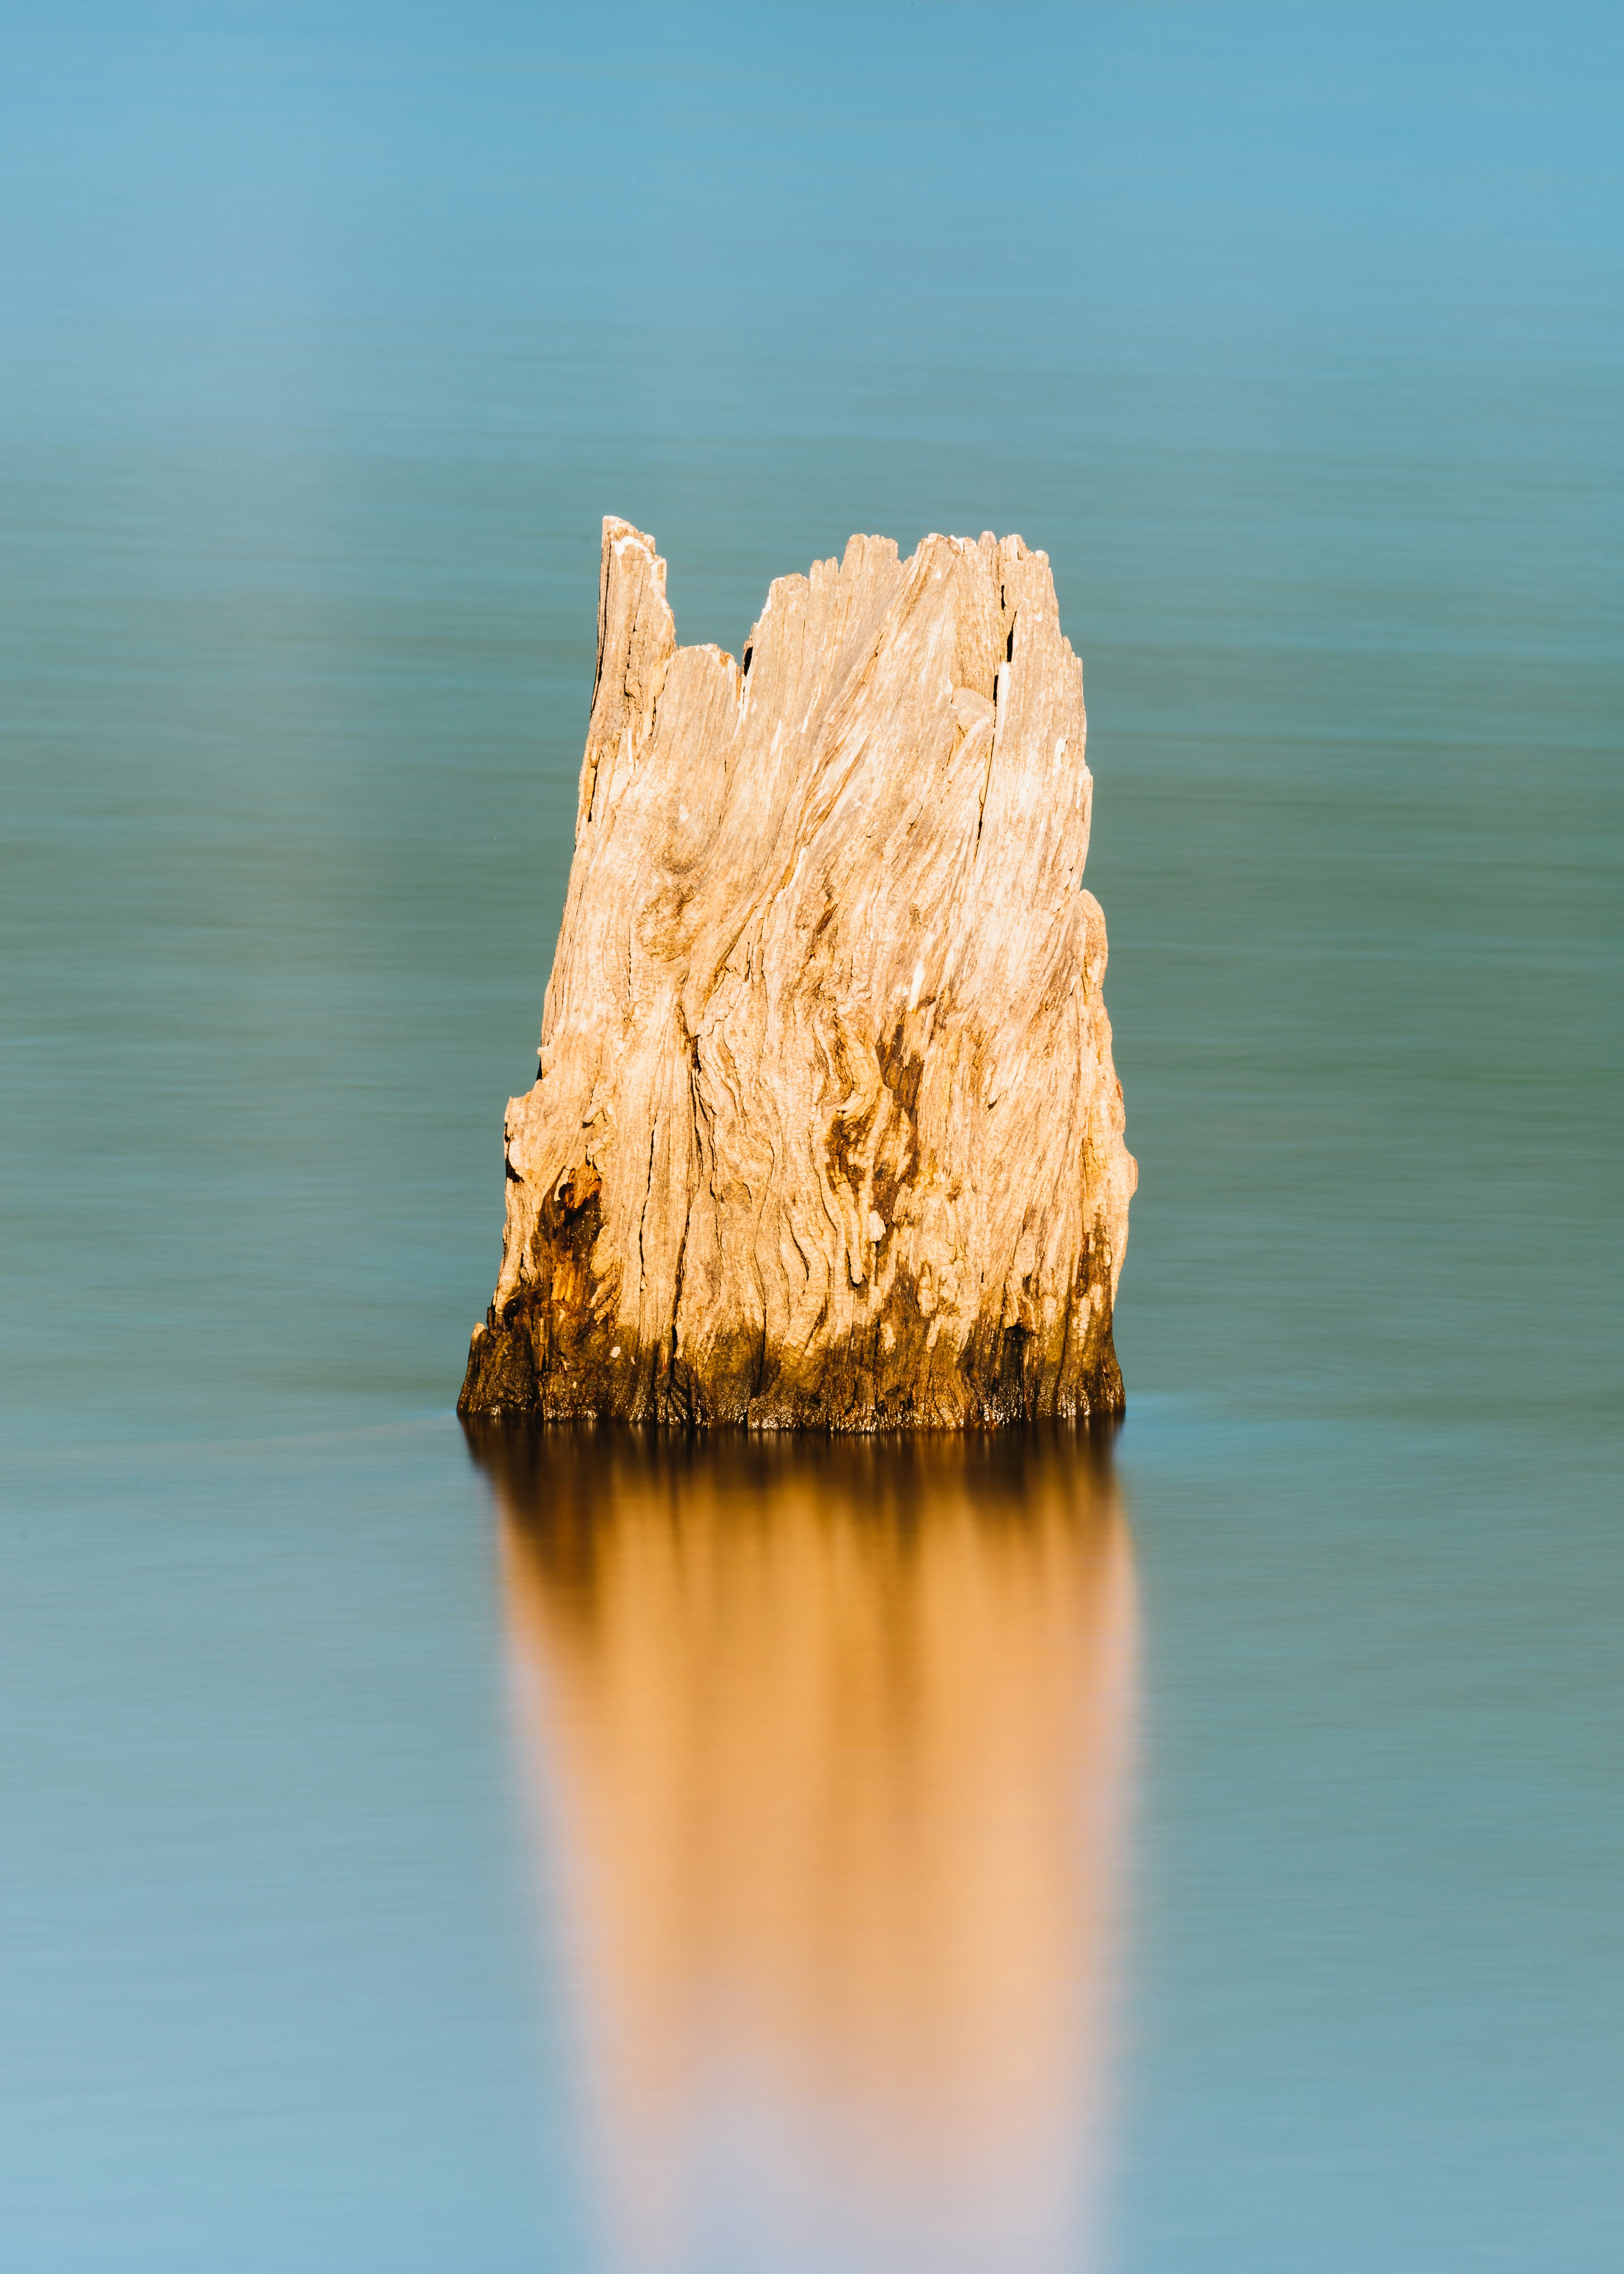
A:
[{"left": 459, "top": 517, "right": 1135, "bottom": 1428}]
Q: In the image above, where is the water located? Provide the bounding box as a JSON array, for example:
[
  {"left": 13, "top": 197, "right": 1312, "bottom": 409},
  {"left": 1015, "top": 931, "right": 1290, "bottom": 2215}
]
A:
[{"left": 2, "top": 6, "right": 1620, "bottom": 2267}]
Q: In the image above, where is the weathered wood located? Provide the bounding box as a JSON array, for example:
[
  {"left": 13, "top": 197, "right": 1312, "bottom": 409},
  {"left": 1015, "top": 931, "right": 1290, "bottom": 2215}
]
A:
[{"left": 459, "top": 518, "right": 1135, "bottom": 1428}]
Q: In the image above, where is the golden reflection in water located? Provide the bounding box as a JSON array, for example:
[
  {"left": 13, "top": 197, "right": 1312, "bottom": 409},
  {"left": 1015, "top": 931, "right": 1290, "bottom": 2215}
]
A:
[{"left": 475, "top": 1427, "right": 1138, "bottom": 2274}]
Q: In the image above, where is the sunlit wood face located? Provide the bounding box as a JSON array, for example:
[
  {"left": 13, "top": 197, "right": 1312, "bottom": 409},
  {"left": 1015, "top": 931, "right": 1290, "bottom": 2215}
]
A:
[{"left": 486, "top": 1431, "right": 1138, "bottom": 2274}]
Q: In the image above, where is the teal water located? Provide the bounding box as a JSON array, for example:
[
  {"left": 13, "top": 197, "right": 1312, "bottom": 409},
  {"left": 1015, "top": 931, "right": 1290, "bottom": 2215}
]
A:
[{"left": 3, "top": 7, "right": 1621, "bottom": 2268}]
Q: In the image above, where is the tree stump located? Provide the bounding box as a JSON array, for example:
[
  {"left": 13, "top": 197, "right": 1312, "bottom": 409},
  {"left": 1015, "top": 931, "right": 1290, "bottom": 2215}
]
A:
[{"left": 459, "top": 518, "right": 1135, "bottom": 1428}]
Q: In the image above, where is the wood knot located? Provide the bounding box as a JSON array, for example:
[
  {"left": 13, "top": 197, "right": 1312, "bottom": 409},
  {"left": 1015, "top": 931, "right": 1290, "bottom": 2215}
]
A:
[{"left": 554, "top": 1163, "right": 602, "bottom": 1219}]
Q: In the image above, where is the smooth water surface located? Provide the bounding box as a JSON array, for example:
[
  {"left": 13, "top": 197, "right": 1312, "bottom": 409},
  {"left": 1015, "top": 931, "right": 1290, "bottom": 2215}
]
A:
[{"left": 2, "top": 6, "right": 1621, "bottom": 2268}]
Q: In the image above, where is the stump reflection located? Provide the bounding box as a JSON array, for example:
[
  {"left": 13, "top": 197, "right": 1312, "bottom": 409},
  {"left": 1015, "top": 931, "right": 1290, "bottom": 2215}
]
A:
[{"left": 473, "top": 1427, "right": 1137, "bottom": 2274}]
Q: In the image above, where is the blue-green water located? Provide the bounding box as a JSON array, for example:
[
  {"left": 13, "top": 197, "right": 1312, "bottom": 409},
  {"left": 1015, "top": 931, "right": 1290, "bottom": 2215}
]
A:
[{"left": 2, "top": 7, "right": 1620, "bottom": 2268}]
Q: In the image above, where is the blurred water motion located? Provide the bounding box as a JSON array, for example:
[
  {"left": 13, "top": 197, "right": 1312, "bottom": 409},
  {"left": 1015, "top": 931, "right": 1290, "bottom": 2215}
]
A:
[{"left": 476, "top": 1425, "right": 1136, "bottom": 2273}]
